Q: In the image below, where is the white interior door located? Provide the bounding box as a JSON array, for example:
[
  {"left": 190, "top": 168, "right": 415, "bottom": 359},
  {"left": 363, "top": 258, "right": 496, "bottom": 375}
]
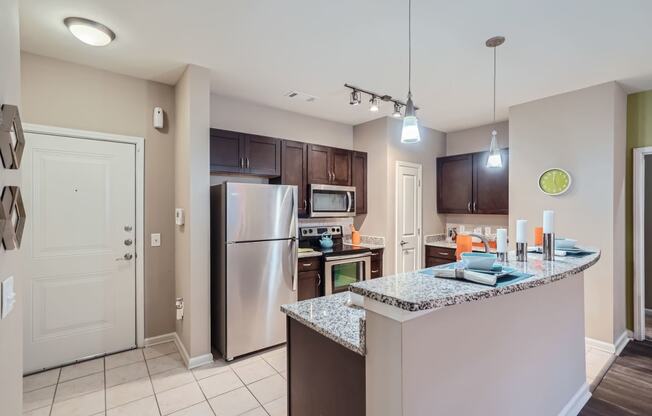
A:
[
  {"left": 23, "top": 131, "right": 137, "bottom": 373},
  {"left": 396, "top": 161, "right": 422, "bottom": 274}
]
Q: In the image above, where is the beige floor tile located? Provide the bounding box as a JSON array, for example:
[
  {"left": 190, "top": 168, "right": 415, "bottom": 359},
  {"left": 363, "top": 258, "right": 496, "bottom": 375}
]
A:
[
  {"left": 169, "top": 401, "right": 215, "bottom": 416},
  {"left": 232, "top": 359, "right": 276, "bottom": 385},
  {"left": 260, "top": 347, "right": 285, "bottom": 361},
  {"left": 263, "top": 396, "right": 287, "bottom": 416},
  {"left": 239, "top": 407, "right": 268, "bottom": 416},
  {"left": 23, "top": 385, "right": 56, "bottom": 412},
  {"left": 106, "top": 377, "right": 154, "bottom": 409},
  {"left": 228, "top": 356, "right": 263, "bottom": 369},
  {"left": 198, "top": 369, "right": 244, "bottom": 399},
  {"left": 59, "top": 358, "right": 104, "bottom": 382},
  {"left": 55, "top": 372, "right": 105, "bottom": 403},
  {"left": 192, "top": 361, "right": 230, "bottom": 381},
  {"left": 23, "top": 368, "right": 60, "bottom": 393},
  {"left": 147, "top": 352, "right": 185, "bottom": 375},
  {"left": 156, "top": 382, "right": 205, "bottom": 415},
  {"left": 105, "top": 349, "right": 145, "bottom": 370},
  {"left": 208, "top": 387, "right": 259, "bottom": 416},
  {"left": 151, "top": 367, "right": 196, "bottom": 393},
  {"left": 106, "top": 361, "right": 149, "bottom": 388},
  {"left": 261, "top": 352, "right": 286, "bottom": 374},
  {"left": 51, "top": 390, "right": 105, "bottom": 416},
  {"left": 22, "top": 405, "right": 52, "bottom": 416},
  {"left": 144, "top": 341, "right": 178, "bottom": 360},
  {"left": 106, "top": 395, "right": 160, "bottom": 416},
  {"left": 247, "top": 374, "right": 286, "bottom": 405}
]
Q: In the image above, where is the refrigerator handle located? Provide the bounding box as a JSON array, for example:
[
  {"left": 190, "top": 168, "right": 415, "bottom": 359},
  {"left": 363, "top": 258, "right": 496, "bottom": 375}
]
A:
[{"left": 291, "top": 238, "right": 298, "bottom": 291}]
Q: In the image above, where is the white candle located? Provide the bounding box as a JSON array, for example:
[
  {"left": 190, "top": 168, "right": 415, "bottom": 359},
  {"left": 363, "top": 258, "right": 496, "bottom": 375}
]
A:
[
  {"left": 543, "top": 210, "right": 555, "bottom": 234},
  {"left": 516, "top": 220, "right": 528, "bottom": 243},
  {"left": 496, "top": 228, "right": 507, "bottom": 252}
]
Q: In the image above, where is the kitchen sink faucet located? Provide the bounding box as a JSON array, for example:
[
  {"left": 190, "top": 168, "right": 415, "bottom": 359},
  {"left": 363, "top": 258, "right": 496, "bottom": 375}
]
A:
[{"left": 469, "top": 233, "right": 490, "bottom": 253}]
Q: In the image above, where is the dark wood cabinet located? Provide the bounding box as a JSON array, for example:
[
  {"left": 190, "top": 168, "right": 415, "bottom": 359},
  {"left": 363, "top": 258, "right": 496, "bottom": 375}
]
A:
[
  {"left": 297, "top": 257, "right": 322, "bottom": 301},
  {"left": 209, "top": 129, "right": 281, "bottom": 177},
  {"left": 307, "top": 144, "right": 352, "bottom": 186},
  {"left": 352, "top": 151, "right": 368, "bottom": 215},
  {"left": 425, "top": 246, "right": 456, "bottom": 268},
  {"left": 274, "top": 140, "right": 308, "bottom": 216},
  {"left": 370, "top": 248, "right": 383, "bottom": 278},
  {"left": 436, "top": 149, "right": 508, "bottom": 215},
  {"left": 472, "top": 149, "right": 509, "bottom": 214}
]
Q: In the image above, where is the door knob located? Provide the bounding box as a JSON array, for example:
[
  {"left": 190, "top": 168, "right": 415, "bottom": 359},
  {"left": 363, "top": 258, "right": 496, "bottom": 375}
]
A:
[
  {"left": 116, "top": 253, "right": 133, "bottom": 261},
  {"left": 400, "top": 240, "right": 407, "bottom": 246}
]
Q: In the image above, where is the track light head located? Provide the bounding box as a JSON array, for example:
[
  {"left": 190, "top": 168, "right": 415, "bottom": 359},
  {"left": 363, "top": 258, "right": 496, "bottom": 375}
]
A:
[
  {"left": 349, "top": 90, "right": 361, "bottom": 106},
  {"left": 369, "top": 96, "right": 380, "bottom": 112},
  {"left": 392, "top": 102, "right": 402, "bottom": 118}
]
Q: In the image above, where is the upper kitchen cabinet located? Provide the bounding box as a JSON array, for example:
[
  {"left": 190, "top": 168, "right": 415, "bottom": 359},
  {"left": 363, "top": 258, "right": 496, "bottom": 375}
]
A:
[
  {"left": 436, "top": 154, "right": 473, "bottom": 214},
  {"left": 209, "top": 128, "right": 281, "bottom": 177},
  {"left": 436, "top": 149, "right": 509, "bottom": 214},
  {"left": 274, "top": 140, "right": 308, "bottom": 216},
  {"left": 307, "top": 144, "right": 352, "bottom": 185},
  {"left": 351, "top": 151, "right": 367, "bottom": 214},
  {"left": 473, "top": 149, "right": 508, "bottom": 214}
]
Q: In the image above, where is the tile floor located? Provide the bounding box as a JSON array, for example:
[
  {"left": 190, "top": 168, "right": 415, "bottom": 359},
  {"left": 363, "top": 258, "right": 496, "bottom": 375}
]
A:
[{"left": 23, "top": 342, "right": 288, "bottom": 416}]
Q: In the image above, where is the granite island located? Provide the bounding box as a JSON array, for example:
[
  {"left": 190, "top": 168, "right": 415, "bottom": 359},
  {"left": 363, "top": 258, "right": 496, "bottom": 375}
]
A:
[{"left": 281, "top": 250, "right": 600, "bottom": 416}]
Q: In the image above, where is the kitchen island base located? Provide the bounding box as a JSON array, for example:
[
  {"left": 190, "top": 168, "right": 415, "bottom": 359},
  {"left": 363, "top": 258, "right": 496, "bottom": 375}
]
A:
[{"left": 365, "top": 272, "right": 589, "bottom": 416}]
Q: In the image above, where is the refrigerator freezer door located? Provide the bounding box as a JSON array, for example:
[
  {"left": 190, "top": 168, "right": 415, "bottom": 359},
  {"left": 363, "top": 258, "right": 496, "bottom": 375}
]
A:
[
  {"left": 226, "top": 238, "right": 297, "bottom": 359},
  {"left": 226, "top": 183, "right": 297, "bottom": 242}
]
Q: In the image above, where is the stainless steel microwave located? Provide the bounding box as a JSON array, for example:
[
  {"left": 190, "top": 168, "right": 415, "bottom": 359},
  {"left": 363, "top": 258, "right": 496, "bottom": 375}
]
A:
[{"left": 308, "top": 184, "right": 356, "bottom": 217}]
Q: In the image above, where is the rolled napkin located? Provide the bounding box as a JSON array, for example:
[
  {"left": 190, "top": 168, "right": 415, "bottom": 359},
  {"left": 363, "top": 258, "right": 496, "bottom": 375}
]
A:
[{"left": 433, "top": 268, "right": 497, "bottom": 286}]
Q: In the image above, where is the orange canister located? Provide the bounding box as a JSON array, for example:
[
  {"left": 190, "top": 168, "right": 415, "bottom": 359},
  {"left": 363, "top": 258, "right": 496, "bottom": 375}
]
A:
[
  {"left": 455, "top": 234, "right": 473, "bottom": 261},
  {"left": 534, "top": 227, "right": 543, "bottom": 246}
]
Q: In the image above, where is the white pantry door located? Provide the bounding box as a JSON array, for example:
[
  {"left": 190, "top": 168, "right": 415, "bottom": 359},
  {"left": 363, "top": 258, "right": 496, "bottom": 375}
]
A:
[
  {"left": 23, "top": 132, "right": 137, "bottom": 373},
  {"left": 395, "top": 161, "right": 422, "bottom": 274}
]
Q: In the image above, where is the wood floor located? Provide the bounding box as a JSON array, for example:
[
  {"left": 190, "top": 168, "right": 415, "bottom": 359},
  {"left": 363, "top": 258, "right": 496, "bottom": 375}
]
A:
[{"left": 579, "top": 339, "right": 652, "bottom": 415}]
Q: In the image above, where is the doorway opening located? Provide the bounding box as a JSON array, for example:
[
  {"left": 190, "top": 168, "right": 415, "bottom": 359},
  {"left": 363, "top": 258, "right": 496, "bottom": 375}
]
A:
[{"left": 633, "top": 147, "right": 652, "bottom": 341}]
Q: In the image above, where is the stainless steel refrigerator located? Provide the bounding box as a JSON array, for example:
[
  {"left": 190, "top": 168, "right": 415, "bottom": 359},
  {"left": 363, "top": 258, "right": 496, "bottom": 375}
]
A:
[{"left": 211, "top": 183, "right": 298, "bottom": 361}]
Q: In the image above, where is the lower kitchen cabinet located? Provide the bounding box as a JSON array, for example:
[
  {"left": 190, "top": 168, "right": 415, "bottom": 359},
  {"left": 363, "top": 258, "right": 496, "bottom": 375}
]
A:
[
  {"left": 298, "top": 257, "right": 322, "bottom": 301},
  {"left": 425, "top": 246, "right": 456, "bottom": 268},
  {"left": 370, "top": 248, "right": 384, "bottom": 278}
]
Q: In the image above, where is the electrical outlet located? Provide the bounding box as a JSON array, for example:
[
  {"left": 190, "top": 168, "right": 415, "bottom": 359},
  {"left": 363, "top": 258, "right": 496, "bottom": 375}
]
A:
[{"left": 151, "top": 233, "right": 161, "bottom": 247}]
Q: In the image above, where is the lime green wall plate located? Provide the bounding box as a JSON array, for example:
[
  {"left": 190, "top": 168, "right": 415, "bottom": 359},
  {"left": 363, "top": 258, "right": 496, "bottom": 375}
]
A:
[{"left": 538, "top": 168, "right": 572, "bottom": 195}]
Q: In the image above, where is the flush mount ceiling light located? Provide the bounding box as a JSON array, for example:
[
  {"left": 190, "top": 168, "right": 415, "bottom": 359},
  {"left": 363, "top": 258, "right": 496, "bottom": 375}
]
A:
[
  {"left": 400, "top": 0, "right": 420, "bottom": 143},
  {"left": 485, "top": 36, "right": 505, "bottom": 168},
  {"left": 369, "top": 96, "right": 380, "bottom": 112},
  {"left": 64, "top": 17, "right": 115, "bottom": 46}
]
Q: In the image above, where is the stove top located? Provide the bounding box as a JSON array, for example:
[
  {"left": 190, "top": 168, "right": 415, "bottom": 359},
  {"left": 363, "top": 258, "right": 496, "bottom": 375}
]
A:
[{"left": 299, "top": 225, "right": 371, "bottom": 258}]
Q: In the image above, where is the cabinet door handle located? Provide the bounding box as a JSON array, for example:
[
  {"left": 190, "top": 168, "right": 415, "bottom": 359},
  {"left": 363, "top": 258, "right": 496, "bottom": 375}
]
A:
[
  {"left": 371, "top": 252, "right": 379, "bottom": 256},
  {"left": 302, "top": 263, "right": 312, "bottom": 267},
  {"left": 303, "top": 200, "right": 307, "bottom": 211},
  {"left": 438, "top": 252, "right": 451, "bottom": 257},
  {"left": 240, "top": 158, "right": 243, "bottom": 168},
  {"left": 316, "top": 273, "right": 322, "bottom": 286},
  {"left": 467, "top": 202, "right": 471, "bottom": 213},
  {"left": 246, "top": 158, "right": 250, "bottom": 169},
  {"left": 473, "top": 201, "right": 477, "bottom": 212},
  {"left": 372, "top": 269, "right": 379, "bottom": 273}
]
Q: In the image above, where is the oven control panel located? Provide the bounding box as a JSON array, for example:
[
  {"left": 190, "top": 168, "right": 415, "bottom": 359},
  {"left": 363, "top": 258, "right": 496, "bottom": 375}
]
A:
[{"left": 300, "top": 226, "right": 342, "bottom": 237}]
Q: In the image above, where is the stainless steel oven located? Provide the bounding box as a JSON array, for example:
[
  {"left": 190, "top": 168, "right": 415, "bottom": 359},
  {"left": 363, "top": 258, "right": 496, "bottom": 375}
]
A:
[
  {"left": 324, "top": 252, "right": 371, "bottom": 295},
  {"left": 309, "top": 184, "right": 356, "bottom": 217}
]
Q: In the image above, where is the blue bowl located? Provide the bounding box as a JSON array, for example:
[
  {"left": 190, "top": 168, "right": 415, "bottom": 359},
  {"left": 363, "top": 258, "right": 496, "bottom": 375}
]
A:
[{"left": 460, "top": 252, "right": 497, "bottom": 271}]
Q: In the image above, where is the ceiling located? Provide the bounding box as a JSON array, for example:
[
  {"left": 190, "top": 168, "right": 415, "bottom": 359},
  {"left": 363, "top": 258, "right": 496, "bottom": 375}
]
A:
[{"left": 19, "top": 0, "right": 652, "bottom": 132}]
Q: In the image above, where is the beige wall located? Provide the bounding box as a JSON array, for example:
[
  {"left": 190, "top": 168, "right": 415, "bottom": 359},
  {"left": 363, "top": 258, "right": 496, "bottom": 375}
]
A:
[
  {"left": 20, "top": 52, "right": 176, "bottom": 339},
  {"left": 445, "top": 121, "right": 510, "bottom": 228},
  {"left": 0, "top": 1, "right": 23, "bottom": 413},
  {"left": 353, "top": 117, "right": 446, "bottom": 275},
  {"left": 445, "top": 120, "right": 509, "bottom": 156},
  {"left": 210, "top": 94, "right": 353, "bottom": 149},
  {"left": 174, "top": 65, "right": 212, "bottom": 360},
  {"left": 509, "top": 82, "right": 627, "bottom": 344}
]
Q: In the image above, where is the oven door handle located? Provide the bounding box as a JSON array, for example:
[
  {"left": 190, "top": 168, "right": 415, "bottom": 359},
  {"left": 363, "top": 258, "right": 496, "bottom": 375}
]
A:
[{"left": 325, "top": 252, "right": 371, "bottom": 262}]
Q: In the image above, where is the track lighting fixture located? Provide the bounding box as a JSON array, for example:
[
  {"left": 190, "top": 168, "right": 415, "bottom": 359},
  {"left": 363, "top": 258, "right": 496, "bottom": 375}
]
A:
[
  {"left": 349, "top": 90, "right": 361, "bottom": 106},
  {"left": 369, "top": 96, "right": 380, "bottom": 112}
]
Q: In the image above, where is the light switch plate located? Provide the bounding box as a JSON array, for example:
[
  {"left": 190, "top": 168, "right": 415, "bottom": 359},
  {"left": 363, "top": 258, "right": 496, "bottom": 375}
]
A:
[
  {"left": 1, "top": 276, "right": 16, "bottom": 319},
  {"left": 151, "top": 233, "right": 161, "bottom": 247}
]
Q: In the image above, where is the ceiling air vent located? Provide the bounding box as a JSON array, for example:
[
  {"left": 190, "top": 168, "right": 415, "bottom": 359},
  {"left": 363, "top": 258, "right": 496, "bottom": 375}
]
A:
[{"left": 283, "top": 90, "right": 318, "bottom": 103}]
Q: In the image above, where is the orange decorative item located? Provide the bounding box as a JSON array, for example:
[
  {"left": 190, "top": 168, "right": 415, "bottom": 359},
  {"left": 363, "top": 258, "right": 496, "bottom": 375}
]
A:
[
  {"left": 534, "top": 227, "right": 543, "bottom": 246},
  {"left": 455, "top": 234, "right": 473, "bottom": 261},
  {"left": 350, "top": 224, "right": 361, "bottom": 245}
]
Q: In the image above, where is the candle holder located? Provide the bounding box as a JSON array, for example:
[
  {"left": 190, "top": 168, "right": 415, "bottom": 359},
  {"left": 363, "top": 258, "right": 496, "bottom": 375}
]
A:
[
  {"left": 516, "top": 242, "right": 527, "bottom": 262},
  {"left": 496, "top": 252, "right": 508, "bottom": 263},
  {"left": 543, "top": 233, "right": 555, "bottom": 261}
]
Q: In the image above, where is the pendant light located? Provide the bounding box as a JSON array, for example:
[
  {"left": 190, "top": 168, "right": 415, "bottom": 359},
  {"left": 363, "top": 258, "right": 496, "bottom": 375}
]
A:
[
  {"left": 401, "top": 0, "right": 420, "bottom": 143},
  {"left": 485, "top": 36, "right": 505, "bottom": 168}
]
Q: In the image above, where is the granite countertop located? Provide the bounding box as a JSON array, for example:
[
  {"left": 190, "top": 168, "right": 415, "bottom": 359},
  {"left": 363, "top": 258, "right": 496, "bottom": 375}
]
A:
[
  {"left": 298, "top": 251, "right": 322, "bottom": 259},
  {"left": 350, "top": 249, "right": 600, "bottom": 312},
  {"left": 281, "top": 292, "right": 366, "bottom": 355},
  {"left": 343, "top": 242, "right": 385, "bottom": 250}
]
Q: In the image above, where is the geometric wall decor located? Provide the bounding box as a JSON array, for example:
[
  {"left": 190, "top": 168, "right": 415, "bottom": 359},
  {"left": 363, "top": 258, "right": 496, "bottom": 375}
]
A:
[
  {"left": 0, "top": 186, "right": 26, "bottom": 250},
  {"left": 0, "top": 104, "right": 25, "bottom": 169}
]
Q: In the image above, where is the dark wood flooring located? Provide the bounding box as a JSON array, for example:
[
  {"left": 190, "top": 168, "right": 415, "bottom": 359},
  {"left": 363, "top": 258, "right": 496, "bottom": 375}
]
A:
[{"left": 580, "top": 340, "right": 652, "bottom": 415}]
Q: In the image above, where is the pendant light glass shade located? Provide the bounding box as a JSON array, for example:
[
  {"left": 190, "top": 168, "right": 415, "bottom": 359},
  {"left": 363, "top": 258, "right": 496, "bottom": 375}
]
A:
[
  {"left": 401, "top": 94, "right": 421, "bottom": 143},
  {"left": 486, "top": 130, "right": 502, "bottom": 168}
]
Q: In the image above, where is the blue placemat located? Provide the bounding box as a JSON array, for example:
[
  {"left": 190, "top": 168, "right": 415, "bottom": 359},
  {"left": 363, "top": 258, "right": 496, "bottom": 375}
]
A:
[{"left": 421, "top": 263, "right": 533, "bottom": 287}]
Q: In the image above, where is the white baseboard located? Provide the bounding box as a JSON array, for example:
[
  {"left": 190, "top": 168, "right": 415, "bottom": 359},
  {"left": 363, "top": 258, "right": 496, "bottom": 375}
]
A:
[
  {"left": 558, "top": 383, "right": 591, "bottom": 416},
  {"left": 172, "top": 332, "right": 214, "bottom": 370},
  {"left": 144, "top": 332, "right": 177, "bottom": 347},
  {"left": 585, "top": 330, "right": 630, "bottom": 355}
]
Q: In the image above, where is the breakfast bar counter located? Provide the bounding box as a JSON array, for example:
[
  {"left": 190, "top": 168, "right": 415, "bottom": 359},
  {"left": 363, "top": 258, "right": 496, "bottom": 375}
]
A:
[{"left": 281, "top": 249, "right": 601, "bottom": 416}]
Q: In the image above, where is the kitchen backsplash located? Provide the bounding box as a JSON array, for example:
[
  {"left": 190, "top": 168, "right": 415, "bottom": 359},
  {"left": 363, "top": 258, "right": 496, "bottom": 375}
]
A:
[{"left": 446, "top": 223, "right": 508, "bottom": 242}]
